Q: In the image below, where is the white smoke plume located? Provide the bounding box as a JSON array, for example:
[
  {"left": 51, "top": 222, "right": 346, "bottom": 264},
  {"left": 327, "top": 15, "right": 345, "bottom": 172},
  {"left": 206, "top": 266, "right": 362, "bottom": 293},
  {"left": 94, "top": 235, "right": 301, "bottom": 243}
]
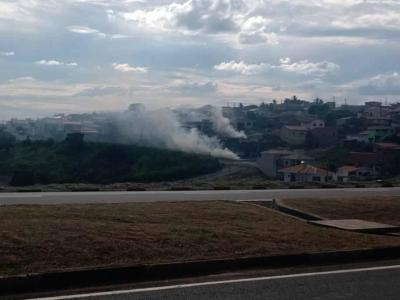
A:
[
  {"left": 176, "top": 105, "right": 246, "bottom": 138},
  {"left": 208, "top": 106, "right": 247, "bottom": 138},
  {"left": 113, "top": 105, "right": 239, "bottom": 160}
]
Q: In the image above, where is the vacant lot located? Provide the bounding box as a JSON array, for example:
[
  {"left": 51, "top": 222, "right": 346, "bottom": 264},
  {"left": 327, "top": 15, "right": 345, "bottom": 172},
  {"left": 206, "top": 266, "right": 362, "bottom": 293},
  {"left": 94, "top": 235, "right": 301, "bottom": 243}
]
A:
[
  {"left": 282, "top": 197, "right": 400, "bottom": 225},
  {"left": 1, "top": 201, "right": 400, "bottom": 277}
]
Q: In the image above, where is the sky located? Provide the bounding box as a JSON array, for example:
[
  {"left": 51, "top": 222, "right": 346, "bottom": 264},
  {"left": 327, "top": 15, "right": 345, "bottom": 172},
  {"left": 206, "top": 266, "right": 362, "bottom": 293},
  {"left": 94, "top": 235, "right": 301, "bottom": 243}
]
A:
[{"left": 0, "top": 0, "right": 400, "bottom": 119}]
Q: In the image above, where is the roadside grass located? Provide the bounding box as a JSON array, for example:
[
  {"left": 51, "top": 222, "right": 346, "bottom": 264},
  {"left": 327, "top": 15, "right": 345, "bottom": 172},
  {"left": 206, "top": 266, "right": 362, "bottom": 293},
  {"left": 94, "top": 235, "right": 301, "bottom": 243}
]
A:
[
  {"left": 281, "top": 197, "right": 400, "bottom": 225},
  {"left": 1, "top": 201, "right": 400, "bottom": 277}
]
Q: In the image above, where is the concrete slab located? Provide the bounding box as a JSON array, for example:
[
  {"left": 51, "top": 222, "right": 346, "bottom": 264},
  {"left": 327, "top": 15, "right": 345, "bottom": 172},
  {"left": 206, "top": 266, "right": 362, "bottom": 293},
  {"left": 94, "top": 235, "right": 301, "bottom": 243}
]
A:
[{"left": 309, "top": 219, "right": 400, "bottom": 234}]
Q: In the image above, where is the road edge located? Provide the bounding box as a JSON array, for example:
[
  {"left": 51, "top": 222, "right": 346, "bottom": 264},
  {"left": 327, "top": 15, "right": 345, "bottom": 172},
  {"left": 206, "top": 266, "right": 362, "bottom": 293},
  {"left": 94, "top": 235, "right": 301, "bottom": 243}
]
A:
[{"left": 2, "top": 246, "right": 400, "bottom": 297}]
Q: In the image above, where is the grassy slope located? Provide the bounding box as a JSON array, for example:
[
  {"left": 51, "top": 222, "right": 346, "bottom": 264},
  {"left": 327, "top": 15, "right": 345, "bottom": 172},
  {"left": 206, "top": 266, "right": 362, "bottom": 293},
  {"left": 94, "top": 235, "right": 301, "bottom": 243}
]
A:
[
  {"left": 1, "top": 201, "right": 400, "bottom": 276},
  {"left": 0, "top": 141, "right": 221, "bottom": 184}
]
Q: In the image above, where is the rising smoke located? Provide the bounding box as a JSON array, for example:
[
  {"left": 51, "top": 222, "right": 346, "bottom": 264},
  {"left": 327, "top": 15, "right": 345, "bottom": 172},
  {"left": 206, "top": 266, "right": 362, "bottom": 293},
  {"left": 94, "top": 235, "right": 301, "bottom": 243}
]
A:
[
  {"left": 208, "top": 106, "right": 247, "bottom": 139},
  {"left": 112, "top": 105, "right": 243, "bottom": 160}
]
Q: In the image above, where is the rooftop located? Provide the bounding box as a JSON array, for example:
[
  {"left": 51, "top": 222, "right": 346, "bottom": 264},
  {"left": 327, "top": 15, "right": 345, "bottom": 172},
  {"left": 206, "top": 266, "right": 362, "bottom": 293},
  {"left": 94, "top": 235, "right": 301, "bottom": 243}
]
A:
[
  {"left": 337, "top": 165, "right": 360, "bottom": 172},
  {"left": 282, "top": 153, "right": 314, "bottom": 160},
  {"left": 278, "top": 164, "right": 332, "bottom": 175},
  {"left": 284, "top": 125, "right": 308, "bottom": 131},
  {"left": 375, "top": 143, "right": 400, "bottom": 150},
  {"left": 261, "top": 149, "right": 293, "bottom": 155}
]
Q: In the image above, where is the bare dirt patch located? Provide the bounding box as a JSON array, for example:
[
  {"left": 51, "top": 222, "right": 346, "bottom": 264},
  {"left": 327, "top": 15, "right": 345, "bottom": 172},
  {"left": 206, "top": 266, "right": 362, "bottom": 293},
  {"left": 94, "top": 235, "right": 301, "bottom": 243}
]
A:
[
  {"left": 281, "top": 197, "right": 400, "bottom": 225},
  {"left": 1, "top": 201, "right": 400, "bottom": 277}
]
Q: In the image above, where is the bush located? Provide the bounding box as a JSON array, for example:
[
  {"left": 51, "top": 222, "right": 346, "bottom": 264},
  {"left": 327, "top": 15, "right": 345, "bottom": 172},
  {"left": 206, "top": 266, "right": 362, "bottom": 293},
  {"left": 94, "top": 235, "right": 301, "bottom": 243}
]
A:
[
  {"left": 289, "top": 185, "right": 305, "bottom": 189},
  {"left": 321, "top": 184, "right": 337, "bottom": 189},
  {"left": 0, "top": 141, "right": 222, "bottom": 185},
  {"left": 252, "top": 185, "right": 267, "bottom": 190},
  {"left": 17, "top": 189, "right": 42, "bottom": 193},
  {"left": 126, "top": 187, "right": 146, "bottom": 191},
  {"left": 169, "top": 186, "right": 193, "bottom": 191},
  {"left": 70, "top": 187, "right": 100, "bottom": 192},
  {"left": 0, "top": 130, "right": 16, "bottom": 150},
  {"left": 381, "top": 182, "right": 394, "bottom": 188},
  {"left": 213, "top": 186, "right": 231, "bottom": 190},
  {"left": 10, "top": 171, "right": 35, "bottom": 187}
]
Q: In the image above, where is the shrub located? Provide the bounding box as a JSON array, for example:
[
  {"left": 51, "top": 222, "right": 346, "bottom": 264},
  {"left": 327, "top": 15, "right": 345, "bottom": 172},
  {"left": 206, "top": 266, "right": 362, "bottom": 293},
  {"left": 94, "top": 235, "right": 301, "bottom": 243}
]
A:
[
  {"left": 213, "top": 186, "right": 231, "bottom": 190},
  {"left": 126, "top": 187, "right": 146, "bottom": 191},
  {"left": 10, "top": 171, "right": 35, "bottom": 187},
  {"left": 169, "top": 186, "right": 193, "bottom": 191},
  {"left": 289, "top": 185, "right": 305, "bottom": 189}
]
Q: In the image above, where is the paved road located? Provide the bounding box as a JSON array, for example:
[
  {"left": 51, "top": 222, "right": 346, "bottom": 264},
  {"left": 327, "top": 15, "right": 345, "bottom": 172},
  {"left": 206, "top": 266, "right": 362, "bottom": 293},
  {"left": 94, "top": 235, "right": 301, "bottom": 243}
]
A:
[
  {"left": 34, "top": 265, "right": 400, "bottom": 300},
  {"left": 1, "top": 187, "right": 400, "bottom": 205}
]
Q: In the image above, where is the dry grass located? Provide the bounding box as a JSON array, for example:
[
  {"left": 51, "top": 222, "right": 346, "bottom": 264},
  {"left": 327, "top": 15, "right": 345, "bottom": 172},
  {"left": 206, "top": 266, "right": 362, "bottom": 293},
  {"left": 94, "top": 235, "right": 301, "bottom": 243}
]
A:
[
  {"left": 1, "top": 201, "right": 400, "bottom": 277},
  {"left": 282, "top": 197, "right": 400, "bottom": 225}
]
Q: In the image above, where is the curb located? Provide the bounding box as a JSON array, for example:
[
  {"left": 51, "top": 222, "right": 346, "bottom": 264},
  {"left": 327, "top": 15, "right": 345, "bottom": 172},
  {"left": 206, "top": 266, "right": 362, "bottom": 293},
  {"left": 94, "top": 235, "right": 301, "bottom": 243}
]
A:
[
  {"left": 275, "top": 200, "right": 324, "bottom": 221},
  {"left": 2, "top": 246, "right": 400, "bottom": 297}
]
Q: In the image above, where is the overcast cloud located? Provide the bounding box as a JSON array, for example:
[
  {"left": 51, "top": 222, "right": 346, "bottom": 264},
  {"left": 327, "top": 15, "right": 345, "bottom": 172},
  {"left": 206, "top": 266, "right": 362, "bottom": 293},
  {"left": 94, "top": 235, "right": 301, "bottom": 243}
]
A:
[{"left": 0, "top": 0, "right": 400, "bottom": 119}]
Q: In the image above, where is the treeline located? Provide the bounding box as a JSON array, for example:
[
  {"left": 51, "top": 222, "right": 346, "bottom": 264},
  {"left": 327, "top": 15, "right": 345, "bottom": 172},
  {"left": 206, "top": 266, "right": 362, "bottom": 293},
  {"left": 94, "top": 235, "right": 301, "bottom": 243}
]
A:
[{"left": 0, "top": 133, "right": 221, "bottom": 186}]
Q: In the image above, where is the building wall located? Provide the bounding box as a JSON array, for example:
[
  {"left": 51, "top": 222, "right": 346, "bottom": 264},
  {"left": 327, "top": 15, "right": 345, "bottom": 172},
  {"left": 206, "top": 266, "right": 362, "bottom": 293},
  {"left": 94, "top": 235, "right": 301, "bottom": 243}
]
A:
[
  {"left": 310, "top": 127, "right": 338, "bottom": 146},
  {"left": 256, "top": 152, "right": 281, "bottom": 177},
  {"left": 280, "top": 127, "right": 307, "bottom": 146},
  {"left": 307, "top": 120, "right": 325, "bottom": 129},
  {"left": 282, "top": 172, "right": 328, "bottom": 183}
]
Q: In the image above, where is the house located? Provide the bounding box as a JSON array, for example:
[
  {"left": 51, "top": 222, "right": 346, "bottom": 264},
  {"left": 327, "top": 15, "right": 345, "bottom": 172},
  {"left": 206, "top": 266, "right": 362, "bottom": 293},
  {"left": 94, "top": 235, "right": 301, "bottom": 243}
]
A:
[
  {"left": 303, "top": 119, "right": 325, "bottom": 129},
  {"left": 280, "top": 125, "right": 308, "bottom": 146},
  {"left": 256, "top": 149, "right": 292, "bottom": 177},
  {"left": 278, "top": 163, "right": 333, "bottom": 183},
  {"left": 256, "top": 150, "right": 314, "bottom": 178},
  {"left": 345, "top": 131, "right": 370, "bottom": 143},
  {"left": 336, "top": 166, "right": 376, "bottom": 182},
  {"left": 374, "top": 143, "right": 400, "bottom": 175},
  {"left": 366, "top": 126, "right": 395, "bottom": 142},
  {"left": 337, "top": 117, "right": 353, "bottom": 126},
  {"left": 349, "top": 152, "right": 381, "bottom": 175},
  {"left": 309, "top": 127, "right": 338, "bottom": 147},
  {"left": 348, "top": 143, "right": 400, "bottom": 177},
  {"left": 281, "top": 153, "right": 315, "bottom": 169},
  {"left": 363, "top": 102, "right": 390, "bottom": 119},
  {"left": 365, "top": 117, "right": 392, "bottom": 127}
]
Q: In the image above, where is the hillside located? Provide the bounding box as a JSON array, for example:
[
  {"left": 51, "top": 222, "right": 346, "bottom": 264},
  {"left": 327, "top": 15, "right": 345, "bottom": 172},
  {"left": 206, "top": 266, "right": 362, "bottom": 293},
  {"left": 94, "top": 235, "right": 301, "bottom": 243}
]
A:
[{"left": 0, "top": 137, "right": 221, "bottom": 186}]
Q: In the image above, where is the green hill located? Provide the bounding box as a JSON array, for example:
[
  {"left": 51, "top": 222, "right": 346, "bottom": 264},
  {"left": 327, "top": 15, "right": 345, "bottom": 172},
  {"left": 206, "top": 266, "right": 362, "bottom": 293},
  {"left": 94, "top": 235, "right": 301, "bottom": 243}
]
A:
[{"left": 0, "top": 136, "right": 221, "bottom": 186}]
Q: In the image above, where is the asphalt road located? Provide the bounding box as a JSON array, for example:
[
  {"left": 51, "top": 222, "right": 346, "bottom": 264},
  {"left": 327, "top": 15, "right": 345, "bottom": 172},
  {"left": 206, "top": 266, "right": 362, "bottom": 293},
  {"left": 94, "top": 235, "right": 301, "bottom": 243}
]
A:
[
  {"left": 34, "top": 265, "right": 400, "bottom": 300},
  {"left": 1, "top": 187, "right": 400, "bottom": 205}
]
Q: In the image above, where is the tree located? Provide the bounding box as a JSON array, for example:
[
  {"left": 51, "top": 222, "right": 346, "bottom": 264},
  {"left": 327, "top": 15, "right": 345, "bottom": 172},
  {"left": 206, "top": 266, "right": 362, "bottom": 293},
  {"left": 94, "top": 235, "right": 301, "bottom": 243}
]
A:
[
  {"left": 0, "top": 130, "right": 16, "bottom": 150},
  {"left": 314, "top": 97, "right": 324, "bottom": 104},
  {"left": 305, "top": 131, "right": 319, "bottom": 148},
  {"left": 64, "top": 132, "right": 84, "bottom": 152},
  {"left": 10, "top": 171, "right": 35, "bottom": 186},
  {"left": 308, "top": 103, "right": 331, "bottom": 119}
]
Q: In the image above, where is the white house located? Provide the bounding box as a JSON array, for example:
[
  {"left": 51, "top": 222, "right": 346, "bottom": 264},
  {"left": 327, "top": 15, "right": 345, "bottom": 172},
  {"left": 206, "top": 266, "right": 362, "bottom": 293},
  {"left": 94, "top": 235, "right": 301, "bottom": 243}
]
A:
[{"left": 278, "top": 163, "right": 334, "bottom": 183}]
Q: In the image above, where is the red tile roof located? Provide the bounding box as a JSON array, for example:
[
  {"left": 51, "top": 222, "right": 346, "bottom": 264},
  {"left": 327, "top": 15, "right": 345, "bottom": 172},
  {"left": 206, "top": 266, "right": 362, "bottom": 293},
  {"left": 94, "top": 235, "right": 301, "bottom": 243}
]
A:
[
  {"left": 278, "top": 164, "right": 332, "bottom": 175},
  {"left": 337, "top": 165, "right": 359, "bottom": 172},
  {"left": 375, "top": 143, "right": 400, "bottom": 150},
  {"left": 349, "top": 152, "right": 380, "bottom": 167}
]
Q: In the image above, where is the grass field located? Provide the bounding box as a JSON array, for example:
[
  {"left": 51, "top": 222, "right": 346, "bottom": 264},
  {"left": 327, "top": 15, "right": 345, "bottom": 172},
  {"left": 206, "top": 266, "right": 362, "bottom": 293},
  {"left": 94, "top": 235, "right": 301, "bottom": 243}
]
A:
[
  {"left": 1, "top": 201, "right": 400, "bottom": 277},
  {"left": 281, "top": 197, "right": 400, "bottom": 225}
]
